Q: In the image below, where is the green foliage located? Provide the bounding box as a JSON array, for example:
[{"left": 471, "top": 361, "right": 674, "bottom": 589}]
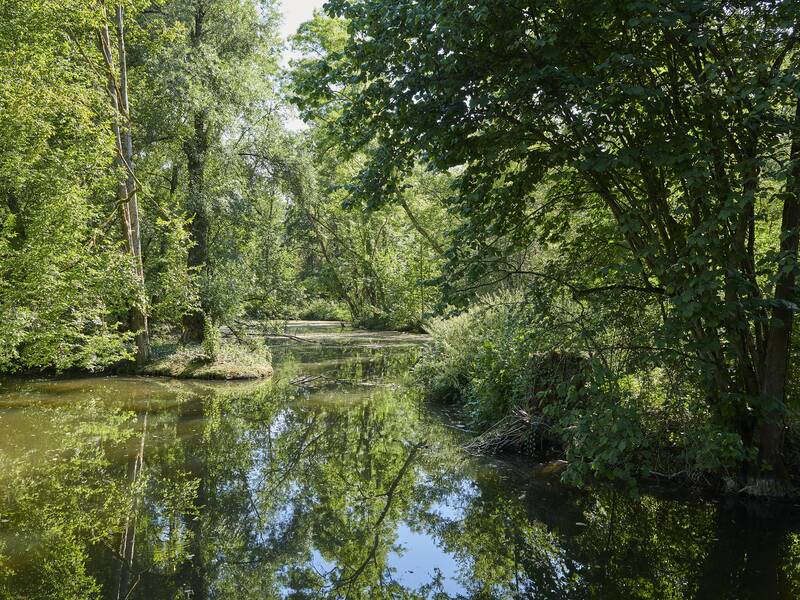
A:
[
  {"left": 300, "top": 297, "right": 350, "bottom": 322},
  {"left": 416, "top": 293, "right": 524, "bottom": 410},
  {"left": 0, "top": 0, "right": 455, "bottom": 372},
  {"left": 143, "top": 213, "right": 199, "bottom": 325},
  {"left": 0, "top": 0, "right": 145, "bottom": 372},
  {"left": 279, "top": 136, "right": 451, "bottom": 332},
  {"left": 298, "top": 0, "right": 800, "bottom": 477},
  {"left": 550, "top": 367, "right": 654, "bottom": 489},
  {"left": 132, "top": 0, "right": 292, "bottom": 333},
  {"left": 416, "top": 288, "right": 764, "bottom": 486},
  {"left": 289, "top": 14, "right": 454, "bottom": 332},
  {"left": 201, "top": 315, "right": 222, "bottom": 362}
]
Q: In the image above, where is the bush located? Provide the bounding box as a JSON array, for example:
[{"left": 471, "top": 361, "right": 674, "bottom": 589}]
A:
[
  {"left": 299, "top": 298, "right": 351, "bottom": 322},
  {"left": 202, "top": 315, "right": 222, "bottom": 362},
  {"left": 416, "top": 291, "right": 577, "bottom": 442},
  {"left": 545, "top": 366, "right": 653, "bottom": 489},
  {"left": 415, "top": 290, "right": 763, "bottom": 489}
]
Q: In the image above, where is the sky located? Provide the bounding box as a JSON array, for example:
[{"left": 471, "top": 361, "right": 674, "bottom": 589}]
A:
[
  {"left": 278, "top": 0, "right": 326, "bottom": 130},
  {"left": 279, "top": 0, "right": 326, "bottom": 43}
]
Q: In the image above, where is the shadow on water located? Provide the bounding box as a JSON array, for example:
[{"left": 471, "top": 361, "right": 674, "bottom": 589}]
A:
[{"left": 1, "top": 322, "right": 799, "bottom": 599}]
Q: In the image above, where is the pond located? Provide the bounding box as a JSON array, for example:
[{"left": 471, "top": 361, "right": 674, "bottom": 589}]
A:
[{"left": 0, "top": 322, "right": 799, "bottom": 599}]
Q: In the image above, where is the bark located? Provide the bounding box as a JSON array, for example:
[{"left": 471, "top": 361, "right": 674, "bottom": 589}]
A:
[
  {"left": 182, "top": 113, "right": 209, "bottom": 343},
  {"left": 755, "top": 97, "right": 800, "bottom": 481},
  {"left": 116, "top": 4, "right": 151, "bottom": 365},
  {"left": 98, "top": 4, "right": 151, "bottom": 365}
]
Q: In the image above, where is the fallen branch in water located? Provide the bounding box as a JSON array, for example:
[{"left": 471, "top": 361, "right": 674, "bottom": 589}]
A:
[
  {"left": 265, "top": 333, "right": 321, "bottom": 344},
  {"left": 289, "top": 374, "right": 397, "bottom": 389}
]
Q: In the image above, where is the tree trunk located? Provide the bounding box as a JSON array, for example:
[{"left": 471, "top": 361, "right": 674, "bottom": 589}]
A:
[
  {"left": 115, "top": 4, "right": 151, "bottom": 365},
  {"left": 181, "top": 4, "right": 209, "bottom": 343},
  {"left": 756, "top": 97, "right": 800, "bottom": 484},
  {"left": 98, "top": 4, "right": 151, "bottom": 365},
  {"left": 182, "top": 114, "right": 209, "bottom": 343}
]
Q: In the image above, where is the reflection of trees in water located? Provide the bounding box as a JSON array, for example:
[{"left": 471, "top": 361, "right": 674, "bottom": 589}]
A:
[
  {"left": 114, "top": 411, "right": 147, "bottom": 600},
  {"left": 192, "top": 385, "right": 431, "bottom": 598},
  {"left": 2, "top": 380, "right": 800, "bottom": 599},
  {"left": 417, "top": 470, "right": 800, "bottom": 600},
  {"left": 275, "top": 344, "right": 421, "bottom": 385}
]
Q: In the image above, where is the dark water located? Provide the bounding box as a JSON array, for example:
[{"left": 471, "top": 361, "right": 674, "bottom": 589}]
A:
[{"left": 1, "top": 322, "right": 799, "bottom": 599}]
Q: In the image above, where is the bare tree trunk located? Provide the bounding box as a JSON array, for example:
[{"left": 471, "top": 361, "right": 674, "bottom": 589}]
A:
[
  {"left": 116, "top": 4, "right": 151, "bottom": 364},
  {"left": 98, "top": 3, "right": 151, "bottom": 365}
]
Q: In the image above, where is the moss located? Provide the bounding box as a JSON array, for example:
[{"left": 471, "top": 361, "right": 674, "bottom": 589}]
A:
[{"left": 140, "top": 342, "right": 272, "bottom": 380}]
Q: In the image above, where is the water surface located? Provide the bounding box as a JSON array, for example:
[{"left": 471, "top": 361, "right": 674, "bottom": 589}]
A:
[{"left": 1, "top": 323, "right": 799, "bottom": 599}]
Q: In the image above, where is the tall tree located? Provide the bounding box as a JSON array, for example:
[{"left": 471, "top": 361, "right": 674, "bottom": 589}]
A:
[
  {"left": 98, "top": 0, "right": 152, "bottom": 364},
  {"left": 0, "top": 0, "right": 146, "bottom": 371},
  {"left": 136, "top": 0, "right": 282, "bottom": 342}
]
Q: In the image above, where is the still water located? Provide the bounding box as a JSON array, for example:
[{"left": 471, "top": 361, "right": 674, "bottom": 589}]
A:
[{"left": 1, "top": 322, "right": 799, "bottom": 599}]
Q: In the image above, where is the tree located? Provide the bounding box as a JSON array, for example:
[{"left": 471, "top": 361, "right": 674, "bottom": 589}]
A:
[
  {"left": 297, "top": 0, "right": 800, "bottom": 487},
  {"left": 135, "top": 0, "right": 283, "bottom": 342},
  {"left": 98, "top": 0, "right": 152, "bottom": 364},
  {"left": 289, "top": 12, "right": 453, "bottom": 330},
  {"left": 0, "top": 0, "right": 148, "bottom": 372}
]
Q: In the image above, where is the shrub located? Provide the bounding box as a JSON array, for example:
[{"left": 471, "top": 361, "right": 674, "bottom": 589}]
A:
[
  {"left": 300, "top": 298, "right": 351, "bottom": 322},
  {"left": 414, "top": 309, "right": 478, "bottom": 402},
  {"left": 202, "top": 314, "right": 222, "bottom": 362},
  {"left": 416, "top": 290, "right": 581, "bottom": 458},
  {"left": 545, "top": 365, "right": 653, "bottom": 489},
  {"left": 415, "top": 290, "right": 765, "bottom": 489}
]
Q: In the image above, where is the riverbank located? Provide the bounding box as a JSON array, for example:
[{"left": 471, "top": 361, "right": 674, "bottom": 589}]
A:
[
  {"left": 415, "top": 300, "right": 800, "bottom": 498},
  {"left": 139, "top": 341, "right": 273, "bottom": 380}
]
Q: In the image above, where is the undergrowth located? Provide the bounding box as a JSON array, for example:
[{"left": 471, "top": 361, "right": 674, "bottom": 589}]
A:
[{"left": 415, "top": 291, "right": 800, "bottom": 492}]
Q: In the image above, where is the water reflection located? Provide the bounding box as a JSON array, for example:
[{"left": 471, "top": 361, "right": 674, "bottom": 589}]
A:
[{"left": 0, "top": 328, "right": 799, "bottom": 599}]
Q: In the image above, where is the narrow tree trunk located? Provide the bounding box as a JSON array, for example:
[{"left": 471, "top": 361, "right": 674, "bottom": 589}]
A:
[
  {"left": 756, "top": 98, "right": 800, "bottom": 485},
  {"left": 116, "top": 4, "right": 151, "bottom": 364},
  {"left": 98, "top": 4, "right": 151, "bottom": 365},
  {"left": 182, "top": 112, "right": 209, "bottom": 343}
]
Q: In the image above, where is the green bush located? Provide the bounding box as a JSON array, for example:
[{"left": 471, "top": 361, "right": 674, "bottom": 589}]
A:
[
  {"left": 545, "top": 366, "right": 653, "bottom": 489},
  {"left": 202, "top": 314, "right": 222, "bottom": 362},
  {"left": 414, "top": 309, "right": 477, "bottom": 401},
  {"left": 415, "top": 291, "right": 774, "bottom": 489},
  {"left": 299, "top": 298, "right": 351, "bottom": 322},
  {"left": 416, "top": 290, "right": 578, "bottom": 454}
]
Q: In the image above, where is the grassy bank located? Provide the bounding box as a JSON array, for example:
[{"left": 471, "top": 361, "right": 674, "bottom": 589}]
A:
[
  {"left": 140, "top": 322, "right": 272, "bottom": 380},
  {"left": 0, "top": 340, "right": 273, "bottom": 382},
  {"left": 141, "top": 343, "right": 272, "bottom": 380}
]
